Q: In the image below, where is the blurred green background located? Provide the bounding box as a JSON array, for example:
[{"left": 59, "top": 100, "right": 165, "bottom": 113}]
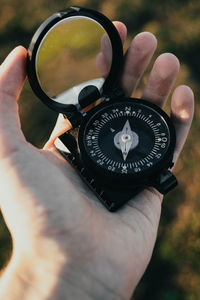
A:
[{"left": 0, "top": 0, "right": 200, "bottom": 299}]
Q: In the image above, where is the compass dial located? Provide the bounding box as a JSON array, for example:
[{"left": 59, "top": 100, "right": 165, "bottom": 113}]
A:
[{"left": 79, "top": 99, "right": 175, "bottom": 182}]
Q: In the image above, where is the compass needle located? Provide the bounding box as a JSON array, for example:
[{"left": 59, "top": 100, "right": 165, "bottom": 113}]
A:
[{"left": 117, "top": 119, "right": 137, "bottom": 161}]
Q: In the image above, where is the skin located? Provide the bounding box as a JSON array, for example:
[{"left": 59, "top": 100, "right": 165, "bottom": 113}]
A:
[{"left": 0, "top": 22, "right": 194, "bottom": 300}]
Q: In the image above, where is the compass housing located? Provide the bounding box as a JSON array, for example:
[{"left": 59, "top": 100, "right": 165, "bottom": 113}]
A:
[
  {"left": 78, "top": 97, "right": 176, "bottom": 188},
  {"left": 27, "top": 7, "right": 178, "bottom": 211}
]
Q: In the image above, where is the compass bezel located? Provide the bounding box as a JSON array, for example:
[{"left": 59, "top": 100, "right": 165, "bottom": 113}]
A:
[{"left": 78, "top": 96, "right": 176, "bottom": 186}]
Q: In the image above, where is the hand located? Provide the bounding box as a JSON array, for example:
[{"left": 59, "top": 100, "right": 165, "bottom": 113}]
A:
[{"left": 0, "top": 23, "right": 194, "bottom": 300}]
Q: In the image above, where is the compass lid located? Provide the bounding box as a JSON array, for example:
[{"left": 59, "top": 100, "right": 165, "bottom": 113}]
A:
[{"left": 27, "top": 7, "right": 124, "bottom": 122}]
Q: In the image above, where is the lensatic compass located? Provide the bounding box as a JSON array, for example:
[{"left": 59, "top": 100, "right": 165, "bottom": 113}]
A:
[{"left": 27, "top": 7, "right": 177, "bottom": 211}]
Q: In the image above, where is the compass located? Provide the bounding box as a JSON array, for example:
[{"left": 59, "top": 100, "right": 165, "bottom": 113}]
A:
[
  {"left": 27, "top": 7, "right": 177, "bottom": 211},
  {"left": 79, "top": 98, "right": 175, "bottom": 185}
]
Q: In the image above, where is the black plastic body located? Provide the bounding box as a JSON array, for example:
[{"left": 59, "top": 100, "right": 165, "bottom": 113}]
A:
[
  {"left": 78, "top": 96, "right": 176, "bottom": 188},
  {"left": 27, "top": 7, "right": 178, "bottom": 211},
  {"left": 58, "top": 124, "right": 177, "bottom": 211}
]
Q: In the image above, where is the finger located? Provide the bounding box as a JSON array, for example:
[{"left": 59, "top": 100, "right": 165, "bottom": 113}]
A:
[
  {"left": 44, "top": 114, "right": 72, "bottom": 150},
  {"left": 170, "top": 85, "right": 194, "bottom": 164},
  {"left": 0, "top": 46, "right": 27, "bottom": 157},
  {"left": 121, "top": 32, "right": 157, "bottom": 96},
  {"left": 142, "top": 53, "right": 180, "bottom": 107},
  {"left": 96, "top": 21, "right": 127, "bottom": 77}
]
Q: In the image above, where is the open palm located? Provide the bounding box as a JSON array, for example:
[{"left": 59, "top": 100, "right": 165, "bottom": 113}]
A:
[{"left": 0, "top": 23, "right": 194, "bottom": 299}]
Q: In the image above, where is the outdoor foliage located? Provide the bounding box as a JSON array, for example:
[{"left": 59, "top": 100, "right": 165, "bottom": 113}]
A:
[{"left": 0, "top": 0, "right": 200, "bottom": 299}]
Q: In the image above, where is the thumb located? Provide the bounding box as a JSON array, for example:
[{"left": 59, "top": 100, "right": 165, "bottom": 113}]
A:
[{"left": 0, "top": 46, "right": 27, "bottom": 158}]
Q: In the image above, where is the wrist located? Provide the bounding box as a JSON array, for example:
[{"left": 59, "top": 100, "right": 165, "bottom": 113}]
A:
[
  {"left": 0, "top": 236, "right": 67, "bottom": 300},
  {"left": 0, "top": 237, "right": 134, "bottom": 300}
]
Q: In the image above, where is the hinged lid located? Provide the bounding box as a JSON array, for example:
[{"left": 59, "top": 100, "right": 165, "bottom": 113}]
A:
[{"left": 27, "top": 7, "right": 124, "bottom": 123}]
